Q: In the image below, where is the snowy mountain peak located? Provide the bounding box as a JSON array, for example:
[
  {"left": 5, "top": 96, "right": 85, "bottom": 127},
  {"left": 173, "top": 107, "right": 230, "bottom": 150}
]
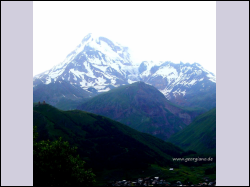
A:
[
  {"left": 34, "top": 33, "right": 136, "bottom": 90},
  {"left": 34, "top": 34, "right": 216, "bottom": 110},
  {"left": 81, "top": 33, "right": 100, "bottom": 43}
]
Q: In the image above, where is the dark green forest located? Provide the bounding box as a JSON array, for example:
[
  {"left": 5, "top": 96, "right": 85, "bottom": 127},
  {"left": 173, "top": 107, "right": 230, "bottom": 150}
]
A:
[
  {"left": 33, "top": 103, "right": 216, "bottom": 185},
  {"left": 34, "top": 126, "right": 96, "bottom": 186}
]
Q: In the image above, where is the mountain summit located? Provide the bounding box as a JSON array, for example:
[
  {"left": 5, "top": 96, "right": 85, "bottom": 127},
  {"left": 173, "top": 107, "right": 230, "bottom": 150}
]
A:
[
  {"left": 33, "top": 34, "right": 216, "bottom": 110},
  {"left": 34, "top": 33, "right": 138, "bottom": 92}
]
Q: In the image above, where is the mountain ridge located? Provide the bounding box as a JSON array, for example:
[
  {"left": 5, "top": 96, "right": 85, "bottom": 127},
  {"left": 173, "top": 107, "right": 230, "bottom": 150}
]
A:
[
  {"left": 33, "top": 33, "right": 216, "bottom": 110},
  {"left": 77, "top": 81, "right": 204, "bottom": 140}
]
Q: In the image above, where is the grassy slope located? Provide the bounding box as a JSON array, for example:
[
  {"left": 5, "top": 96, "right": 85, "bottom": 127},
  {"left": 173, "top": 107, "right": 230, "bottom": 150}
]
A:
[
  {"left": 77, "top": 82, "right": 204, "bottom": 140},
  {"left": 34, "top": 103, "right": 216, "bottom": 185},
  {"left": 33, "top": 104, "right": 184, "bottom": 171},
  {"left": 168, "top": 108, "right": 216, "bottom": 154}
]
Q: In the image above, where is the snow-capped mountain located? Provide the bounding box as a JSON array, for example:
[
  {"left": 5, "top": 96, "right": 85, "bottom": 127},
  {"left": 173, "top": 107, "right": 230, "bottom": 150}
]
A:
[
  {"left": 138, "top": 61, "right": 216, "bottom": 109},
  {"left": 33, "top": 33, "right": 216, "bottom": 110},
  {"left": 34, "top": 33, "right": 139, "bottom": 93}
]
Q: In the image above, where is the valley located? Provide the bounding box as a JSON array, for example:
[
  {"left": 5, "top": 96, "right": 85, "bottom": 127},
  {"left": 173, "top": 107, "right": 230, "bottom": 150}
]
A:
[
  {"left": 33, "top": 103, "right": 216, "bottom": 186},
  {"left": 33, "top": 33, "right": 216, "bottom": 186},
  {"left": 77, "top": 81, "right": 205, "bottom": 141}
]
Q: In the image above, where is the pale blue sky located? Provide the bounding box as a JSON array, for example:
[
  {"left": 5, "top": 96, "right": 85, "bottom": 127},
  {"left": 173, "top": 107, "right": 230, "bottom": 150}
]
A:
[{"left": 33, "top": 1, "right": 216, "bottom": 76}]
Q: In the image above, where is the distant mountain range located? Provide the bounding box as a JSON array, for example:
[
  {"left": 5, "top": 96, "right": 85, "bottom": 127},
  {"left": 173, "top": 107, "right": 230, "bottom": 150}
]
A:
[
  {"left": 77, "top": 81, "right": 205, "bottom": 140},
  {"left": 168, "top": 108, "right": 216, "bottom": 154},
  {"left": 33, "top": 80, "right": 92, "bottom": 110},
  {"left": 138, "top": 61, "right": 216, "bottom": 110},
  {"left": 33, "top": 33, "right": 216, "bottom": 111}
]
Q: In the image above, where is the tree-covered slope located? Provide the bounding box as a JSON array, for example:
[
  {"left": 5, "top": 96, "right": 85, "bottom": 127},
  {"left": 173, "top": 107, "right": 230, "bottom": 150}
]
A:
[
  {"left": 77, "top": 81, "right": 204, "bottom": 140},
  {"left": 33, "top": 103, "right": 184, "bottom": 173},
  {"left": 168, "top": 108, "right": 216, "bottom": 154}
]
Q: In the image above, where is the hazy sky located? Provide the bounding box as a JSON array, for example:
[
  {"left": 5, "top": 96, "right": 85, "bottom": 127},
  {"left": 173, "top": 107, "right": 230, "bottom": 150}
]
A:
[{"left": 33, "top": 1, "right": 216, "bottom": 76}]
